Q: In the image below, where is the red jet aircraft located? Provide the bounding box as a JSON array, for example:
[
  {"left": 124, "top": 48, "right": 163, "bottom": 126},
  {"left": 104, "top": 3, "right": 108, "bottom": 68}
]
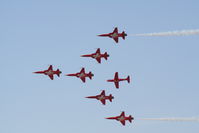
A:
[
  {"left": 85, "top": 90, "right": 114, "bottom": 105},
  {"left": 107, "top": 72, "right": 130, "bottom": 89},
  {"left": 98, "top": 27, "right": 127, "bottom": 43},
  {"left": 81, "top": 48, "right": 109, "bottom": 64},
  {"left": 106, "top": 111, "right": 134, "bottom": 126},
  {"left": 33, "top": 65, "right": 62, "bottom": 80},
  {"left": 66, "top": 68, "right": 94, "bottom": 83}
]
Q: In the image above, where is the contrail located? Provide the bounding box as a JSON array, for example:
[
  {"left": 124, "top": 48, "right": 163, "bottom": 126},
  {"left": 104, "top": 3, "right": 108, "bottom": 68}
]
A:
[
  {"left": 132, "top": 29, "right": 199, "bottom": 37},
  {"left": 138, "top": 117, "right": 199, "bottom": 122}
]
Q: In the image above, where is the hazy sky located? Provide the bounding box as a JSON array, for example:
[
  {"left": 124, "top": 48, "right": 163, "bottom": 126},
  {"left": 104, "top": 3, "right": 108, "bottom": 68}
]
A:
[{"left": 0, "top": 0, "right": 199, "bottom": 133}]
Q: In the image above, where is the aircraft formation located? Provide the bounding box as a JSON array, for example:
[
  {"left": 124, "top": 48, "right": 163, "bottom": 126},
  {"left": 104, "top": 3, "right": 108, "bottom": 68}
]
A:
[{"left": 34, "top": 27, "right": 133, "bottom": 126}]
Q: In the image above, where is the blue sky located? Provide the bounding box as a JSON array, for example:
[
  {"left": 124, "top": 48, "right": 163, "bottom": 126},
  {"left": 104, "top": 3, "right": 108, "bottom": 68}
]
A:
[{"left": 0, "top": 0, "right": 199, "bottom": 133}]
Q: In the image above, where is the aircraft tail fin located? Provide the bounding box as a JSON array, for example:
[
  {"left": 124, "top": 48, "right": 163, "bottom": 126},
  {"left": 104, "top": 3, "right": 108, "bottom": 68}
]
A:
[
  {"left": 128, "top": 115, "right": 134, "bottom": 123},
  {"left": 88, "top": 72, "right": 94, "bottom": 79},
  {"left": 108, "top": 94, "right": 114, "bottom": 102},
  {"left": 122, "top": 31, "right": 127, "bottom": 40},
  {"left": 104, "top": 52, "right": 109, "bottom": 60},
  {"left": 56, "top": 69, "right": 62, "bottom": 77},
  {"left": 126, "top": 76, "right": 130, "bottom": 83}
]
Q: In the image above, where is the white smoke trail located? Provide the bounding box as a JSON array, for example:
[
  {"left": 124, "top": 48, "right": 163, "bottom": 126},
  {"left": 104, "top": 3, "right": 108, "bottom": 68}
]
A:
[
  {"left": 132, "top": 29, "right": 199, "bottom": 37},
  {"left": 139, "top": 117, "right": 199, "bottom": 122}
]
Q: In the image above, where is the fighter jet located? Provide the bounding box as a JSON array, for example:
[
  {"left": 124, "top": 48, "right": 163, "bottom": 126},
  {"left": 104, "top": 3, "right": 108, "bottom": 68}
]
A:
[
  {"left": 81, "top": 48, "right": 109, "bottom": 63},
  {"left": 98, "top": 27, "right": 127, "bottom": 43},
  {"left": 33, "top": 65, "right": 62, "bottom": 80},
  {"left": 107, "top": 72, "right": 130, "bottom": 88},
  {"left": 66, "top": 68, "right": 94, "bottom": 83},
  {"left": 85, "top": 90, "right": 114, "bottom": 105},
  {"left": 106, "top": 111, "right": 134, "bottom": 126}
]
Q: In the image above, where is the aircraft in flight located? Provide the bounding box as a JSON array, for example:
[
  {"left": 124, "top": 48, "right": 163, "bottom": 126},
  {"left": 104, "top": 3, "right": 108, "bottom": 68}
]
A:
[
  {"left": 107, "top": 72, "right": 130, "bottom": 88},
  {"left": 66, "top": 68, "right": 94, "bottom": 83},
  {"left": 33, "top": 65, "right": 62, "bottom": 80},
  {"left": 85, "top": 90, "right": 114, "bottom": 105},
  {"left": 98, "top": 27, "right": 127, "bottom": 43},
  {"left": 106, "top": 111, "right": 134, "bottom": 126},
  {"left": 81, "top": 48, "right": 109, "bottom": 64}
]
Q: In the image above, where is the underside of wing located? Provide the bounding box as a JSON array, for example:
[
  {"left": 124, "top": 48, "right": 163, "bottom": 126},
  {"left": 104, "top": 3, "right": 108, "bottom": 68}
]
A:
[
  {"left": 100, "top": 99, "right": 106, "bottom": 105},
  {"left": 100, "top": 90, "right": 105, "bottom": 95},
  {"left": 114, "top": 72, "right": 119, "bottom": 80},
  {"left": 120, "top": 112, "right": 125, "bottom": 117},
  {"left": 113, "top": 27, "right": 118, "bottom": 34},
  {"left": 120, "top": 120, "right": 125, "bottom": 126},
  {"left": 114, "top": 81, "right": 119, "bottom": 88},
  {"left": 113, "top": 37, "right": 118, "bottom": 43},
  {"left": 48, "top": 65, "right": 53, "bottom": 71},
  {"left": 80, "top": 77, "right": 86, "bottom": 83},
  {"left": 80, "top": 68, "right": 85, "bottom": 73},
  {"left": 96, "top": 58, "right": 101, "bottom": 63},
  {"left": 48, "top": 75, "right": 54, "bottom": 80},
  {"left": 96, "top": 48, "right": 100, "bottom": 54}
]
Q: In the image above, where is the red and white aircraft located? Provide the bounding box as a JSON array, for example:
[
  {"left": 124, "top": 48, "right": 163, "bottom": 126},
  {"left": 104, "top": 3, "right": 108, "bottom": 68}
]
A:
[
  {"left": 98, "top": 27, "right": 127, "bottom": 43},
  {"left": 107, "top": 72, "right": 130, "bottom": 89},
  {"left": 81, "top": 48, "right": 109, "bottom": 64},
  {"left": 106, "top": 111, "right": 134, "bottom": 126},
  {"left": 33, "top": 65, "right": 62, "bottom": 80},
  {"left": 66, "top": 68, "right": 94, "bottom": 83},
  {"left": 85, "top": 90, "right": 114, "bottom": 105}
]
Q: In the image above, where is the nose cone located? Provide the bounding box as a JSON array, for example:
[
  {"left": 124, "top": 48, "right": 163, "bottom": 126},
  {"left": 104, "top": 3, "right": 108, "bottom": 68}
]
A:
[
  {"left": 81, "top": 54, "right": 90, "bottom": 57},
  {"left": 85, "top": 96, "right": 92, "bottom": 99},
  {"left": 105, "top": 117, "right": 115, "bottom": 120},
  {"left": 98, "top": 34, "right": 108, "bottom": 37},
  {"left": 33, "top": 71, "right": 43, "bottom": 74},
  {"left": 66, "top": 74, "right": 74, "bottom": 76}
]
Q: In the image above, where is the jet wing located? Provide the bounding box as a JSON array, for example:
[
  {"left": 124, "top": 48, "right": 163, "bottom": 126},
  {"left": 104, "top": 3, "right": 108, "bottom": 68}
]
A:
[
  {"left": 120, "top": 112, "right": 125, "bottom": 117},
  {"left": 113, "top": 27, "right": 118, "bottom": 34},
  {"left": 100, "top": 90, "right": 105, "bottom": 95},
  {"left": 113, "top": 37, "right": 119, "bottom": 43},
  {"left": 120, "top": 120, "right": 126, "bottom": 126},
  {"left": 48, "top": 75, "right": 54, "bottom": 80},
  {"left": 114, "top": 72, "right": 119, "bottom": 80},
  {"left": 80, "top": 77, "right": 86, "bottom": 83},
  {"left": 80, "top": 68, "right": 85, "bottom": 73},
  {"left": 48, "top": 65, "right": 53, "bottom": 71},
  {"left": 96, "top": 48, "right": 101, "bottom": 54},
  {"left": 114, "top": 81, "right": 119, "bottom": 88},
  {"left": 100, "top": 99, "right": 106, "bottom": 105},
  {"left": 96, "top": 57, "right": 101, "bottom": 63}
]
